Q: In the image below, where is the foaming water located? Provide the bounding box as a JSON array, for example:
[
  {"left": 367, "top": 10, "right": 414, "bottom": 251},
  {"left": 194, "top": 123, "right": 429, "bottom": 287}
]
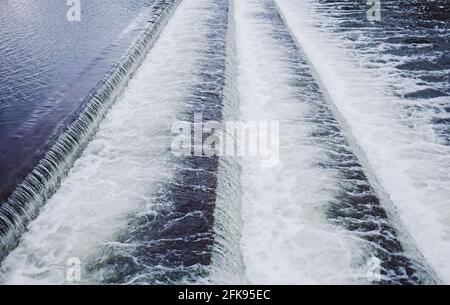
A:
[
  {"left": 0, "top": 0, "right": 198, "bottom": 284},
  {"left": 236, "top": 0, "right": 437, "bottom": 284},
  {"left": 236, "top": 0, "right": 361, "bottom": 284},
  {"left": 0, "top": 0, "right": 180, "bottom": 261},
  {"left": 208, "top": 0, "right": 245, "bottom": 284},
  {"left": 1, "top": 0, "right": 243, "bottom": 285},
  {"left": 88, "top": 0, "right": 242, "bottom": 284},
  {"left": 277, "top": 0, "right": 448, "bottom": 282},
  {"left": 1, "top": 0, "right": 446, "bottom": 285},
  {"left": 74, "top": 0, "right": 239, "bottom": 285},
  {"left": 310, "top": 0, "right": 450, "bottom": 145}
]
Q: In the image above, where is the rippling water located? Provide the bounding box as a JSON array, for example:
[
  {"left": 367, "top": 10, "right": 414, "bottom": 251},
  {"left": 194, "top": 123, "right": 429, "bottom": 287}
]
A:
[{"left": 0, "top": 0, "right": 168, "bottom": 201}]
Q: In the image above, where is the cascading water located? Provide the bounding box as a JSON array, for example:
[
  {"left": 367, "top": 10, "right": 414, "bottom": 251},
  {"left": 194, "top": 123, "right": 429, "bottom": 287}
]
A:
[
  {"left": 0, "top": 0, "right": 181, "bottom": 262},
  {"left": 88, "top": 0, "right": 243, "bottom": 284},
  {"left": 276, "top": 0, "right": 449, "bottom": 282},
  {"left": 0, "top": 0, "right": 178, "bottom": 202},
  {"left": 208, "top": 0, "right": 245, "bottom": 284},
  {"left": 235, "top": 0, "right": 438, "bottom": 284},
  {"left": 0, "top": 0, "right": 448, "bottom": 285},
  {"left": 0, "top": 0, "right": 243, "bottom": 285}
]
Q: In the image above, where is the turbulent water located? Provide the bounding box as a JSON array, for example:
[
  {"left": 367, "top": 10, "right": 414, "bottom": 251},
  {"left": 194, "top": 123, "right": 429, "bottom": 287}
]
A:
[
  {"left": 276, "top": 0, "right": 450, "bottom": 283},
  {"left": 0, "top": 0, "right": 448, "bottom": 284},
  {"left": 0, "top": 0, "right": 179, "bottom": 260}
]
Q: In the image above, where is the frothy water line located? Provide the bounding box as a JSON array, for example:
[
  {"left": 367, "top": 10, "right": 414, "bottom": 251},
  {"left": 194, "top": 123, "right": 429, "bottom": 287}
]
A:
[
  {"left": 236, "top": 0, "right": 364, "bottom": 284},
  {"left": 0, "top": 0, "right": 244, "bottom": 285},
  {"left": 276, "top": 0, "right": 446, "bottom": 283},
  {"left": 87, "top": 0, "right": 242, "bottom": 284},
  {"left": 1, "top": 0, "right": 446, "bottom": 285},
  {"left": 208, "top": 0, "right": 245, "bottom": 284},
  {"left": 235, "top": 0, "right": 438, "bottom": 284},
  {"left": 0, "top": 0, "right": 181, "bottom": 269}
]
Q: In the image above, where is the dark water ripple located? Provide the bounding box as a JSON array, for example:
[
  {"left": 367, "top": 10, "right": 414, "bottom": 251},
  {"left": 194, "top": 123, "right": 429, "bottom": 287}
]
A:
[{"left": 0, "top": 0, "right": 168, "bottom": 201}]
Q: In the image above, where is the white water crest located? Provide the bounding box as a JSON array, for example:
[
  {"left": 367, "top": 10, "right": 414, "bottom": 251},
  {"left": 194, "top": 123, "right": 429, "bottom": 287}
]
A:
[
  {"left": 0, "top": 0, "right": 211, "bottom": 284},
  {"left": 0, "top": 0, "right": 446, "bottom": 285},
  {"left": 235, "top": 0, "right": 371, "bottom": 284},
  {"left": 277, "top": 0, "right": 450, "bottom": 283}
]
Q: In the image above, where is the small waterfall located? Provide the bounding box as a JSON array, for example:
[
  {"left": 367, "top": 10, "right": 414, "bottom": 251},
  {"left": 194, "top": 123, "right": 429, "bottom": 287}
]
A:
[
  {"left": 232, "top": 0, "right": 438, "bottom": 284},
  {"left": 273, "top": 0, "right": 439, "bottom": 283},
  {"left": 83, "top": 0, "right": 244, "bottom": 284},
  {"left": 209, "top": 0, "right": 245, "bottom": 284},
  {"left": 0, "top": 0, "right": 182, "bottom": 261}
]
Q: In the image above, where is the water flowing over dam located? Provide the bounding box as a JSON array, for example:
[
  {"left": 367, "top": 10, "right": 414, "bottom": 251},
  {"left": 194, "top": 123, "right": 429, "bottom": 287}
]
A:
[
  {"left": 0, "top": 0, "right": 448, "bottom": 284},
  {"left": 0, "top": 0, "right": 181, "bottom": 259}
]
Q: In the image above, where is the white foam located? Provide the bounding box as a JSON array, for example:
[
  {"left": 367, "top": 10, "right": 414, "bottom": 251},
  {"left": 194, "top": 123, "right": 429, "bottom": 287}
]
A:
[
  {"left": 235, "top": 0, "right": 368, "bottom": 284},
  {"left": 0, "top": 0, "right": 210, "bottom": 284},
  {"left": 277, "top": 0, "right": 450, "bottom": 283}
]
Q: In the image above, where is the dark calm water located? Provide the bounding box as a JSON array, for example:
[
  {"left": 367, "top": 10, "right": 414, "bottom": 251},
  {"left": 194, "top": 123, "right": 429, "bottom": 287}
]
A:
[{"left": 0, "top": 0, "right": 164, "bottom": 201}]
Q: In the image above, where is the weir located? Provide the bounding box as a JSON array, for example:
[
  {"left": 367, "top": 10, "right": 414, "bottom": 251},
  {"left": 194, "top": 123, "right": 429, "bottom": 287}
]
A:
[
  {"left": 235, "top": 0, "right": 437, "bottom": 284},
  {"left": 274, "top": 0, "right": 450, "bottom": 283},
  {"left": 0, "top": 0, "right": 182, "bottom": 261},
  {"left": 0, "top": 0, "right": 444, "bottom": 285},
  {"left": 270, "top": 0, "right": 438, "bottom": 283},
  {"left": 87, "top": 0, "right": 243, "bottom": 284}
]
